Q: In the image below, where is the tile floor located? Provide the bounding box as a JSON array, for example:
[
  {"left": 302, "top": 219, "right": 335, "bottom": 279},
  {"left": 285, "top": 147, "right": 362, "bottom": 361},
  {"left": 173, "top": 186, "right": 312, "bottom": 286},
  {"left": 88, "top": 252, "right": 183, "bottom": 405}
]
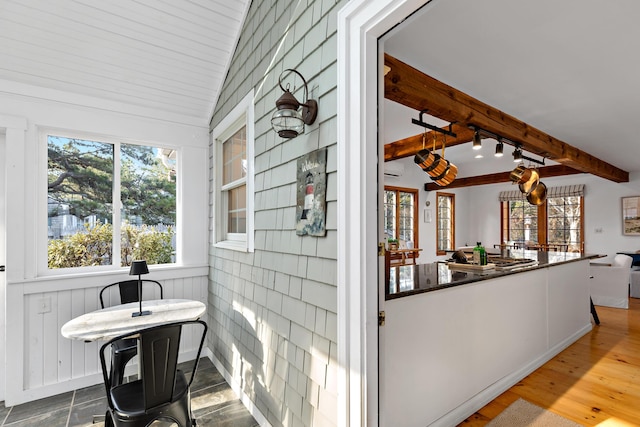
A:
[{"left": 0, "top": 358, "right": 259, "bottom": 426}]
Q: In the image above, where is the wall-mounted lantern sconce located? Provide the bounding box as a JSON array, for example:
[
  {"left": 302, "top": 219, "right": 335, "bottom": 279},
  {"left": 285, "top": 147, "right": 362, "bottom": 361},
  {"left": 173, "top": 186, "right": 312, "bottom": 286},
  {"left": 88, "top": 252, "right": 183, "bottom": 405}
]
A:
[{"left": 271, "top": 69, "right": 318, "bottom": 138}]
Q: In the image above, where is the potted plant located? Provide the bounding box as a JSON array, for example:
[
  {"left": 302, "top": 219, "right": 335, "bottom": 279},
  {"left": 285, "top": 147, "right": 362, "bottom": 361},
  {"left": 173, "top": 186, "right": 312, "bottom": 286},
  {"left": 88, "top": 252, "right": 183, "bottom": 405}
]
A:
[{"left": 388, "top": 238, "right": 399, "bottom": 250}]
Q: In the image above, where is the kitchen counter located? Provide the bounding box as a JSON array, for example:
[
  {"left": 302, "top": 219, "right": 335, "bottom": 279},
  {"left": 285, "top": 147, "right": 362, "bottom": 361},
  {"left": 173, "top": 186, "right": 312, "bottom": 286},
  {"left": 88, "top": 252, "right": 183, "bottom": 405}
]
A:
[
  {"left": 381, "top": 251, "right": 594, "bottom": 426},
  {"left": 387, "top": 250, "right": 599, "bottom": 299}
]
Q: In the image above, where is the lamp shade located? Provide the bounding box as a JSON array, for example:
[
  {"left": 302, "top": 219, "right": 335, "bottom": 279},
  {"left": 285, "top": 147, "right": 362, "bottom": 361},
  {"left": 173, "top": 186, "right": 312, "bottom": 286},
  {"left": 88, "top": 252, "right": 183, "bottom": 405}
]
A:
[
  {"left": 271, "top": 108, "right": 305, "bottom": 138},
  {"left": 129, "top": 260, "right": 149, "bottom": 276}
]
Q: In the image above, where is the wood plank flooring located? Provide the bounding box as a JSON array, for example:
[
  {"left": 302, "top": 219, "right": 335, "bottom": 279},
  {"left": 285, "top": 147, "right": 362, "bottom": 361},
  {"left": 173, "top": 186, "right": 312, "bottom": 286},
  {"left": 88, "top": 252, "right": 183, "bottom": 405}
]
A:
[{"left": 459, "top": 297, "right": 640, "bottom": 426}]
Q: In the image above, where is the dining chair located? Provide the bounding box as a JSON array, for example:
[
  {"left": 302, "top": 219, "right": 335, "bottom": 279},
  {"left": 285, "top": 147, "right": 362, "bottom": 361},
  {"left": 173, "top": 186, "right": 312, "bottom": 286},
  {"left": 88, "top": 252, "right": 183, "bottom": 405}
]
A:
[
  {"left": 99, "top": 279, "right": 163, "bottom": 386},
  {"left": 99, "top": 319, "right": 208, "bottom": 427}
]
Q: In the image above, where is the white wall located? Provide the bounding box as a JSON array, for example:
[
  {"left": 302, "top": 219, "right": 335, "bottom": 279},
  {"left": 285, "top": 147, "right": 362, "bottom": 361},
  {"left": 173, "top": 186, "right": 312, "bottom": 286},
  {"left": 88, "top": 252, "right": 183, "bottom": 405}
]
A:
[{"left": 0, "top": 88, "right": 210, "bottom": 405}]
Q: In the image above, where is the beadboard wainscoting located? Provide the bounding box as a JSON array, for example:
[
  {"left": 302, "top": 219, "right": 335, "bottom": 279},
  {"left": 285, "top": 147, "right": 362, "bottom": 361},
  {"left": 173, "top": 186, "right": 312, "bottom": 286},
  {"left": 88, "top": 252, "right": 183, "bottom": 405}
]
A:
[{"left": 5, "top": 266, "right": 208, "bottom": 406}]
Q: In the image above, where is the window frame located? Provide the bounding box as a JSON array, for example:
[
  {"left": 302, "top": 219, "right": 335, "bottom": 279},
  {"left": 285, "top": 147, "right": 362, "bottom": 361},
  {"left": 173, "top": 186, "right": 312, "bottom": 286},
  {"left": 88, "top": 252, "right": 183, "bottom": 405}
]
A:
[
  {"left": 40, "top": 127, "right": 179, "bottom": 275},
  {"left": 545, "top": 195, "right": 584, "bottom": 253},
  {"left": 436, "top": 192, "right": 455, "bottom": 256},
  {"left": 212, "top": 90, "right": 255, "bottom": 252},
  {"left": 500, "top": 195, "right": 584, "bottom": 253},
  {"left": 383, "top": 186, "right": 419, "bottom": 247}
]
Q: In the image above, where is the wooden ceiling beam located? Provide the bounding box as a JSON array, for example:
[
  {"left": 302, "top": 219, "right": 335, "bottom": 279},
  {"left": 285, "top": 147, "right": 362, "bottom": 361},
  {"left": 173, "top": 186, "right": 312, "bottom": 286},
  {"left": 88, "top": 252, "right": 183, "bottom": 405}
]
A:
[
  {"left": 384, "top": 53, "right": 629, "bottom": 183},
  {"left": 424, "top": 165, "right": 584, "bottom": 191},
  {"left": 384, "top": 125, "right": 474, "bottom": 162}
]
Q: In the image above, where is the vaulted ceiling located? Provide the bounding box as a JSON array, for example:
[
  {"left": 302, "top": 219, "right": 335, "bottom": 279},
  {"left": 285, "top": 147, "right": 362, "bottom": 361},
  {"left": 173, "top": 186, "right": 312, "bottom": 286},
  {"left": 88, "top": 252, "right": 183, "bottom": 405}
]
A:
[
  {"left": 0, "top": 0, "right": 250, "bottom": 126},
  {"left": 382, "top": 0, "right": 640, "bottom": 180}
]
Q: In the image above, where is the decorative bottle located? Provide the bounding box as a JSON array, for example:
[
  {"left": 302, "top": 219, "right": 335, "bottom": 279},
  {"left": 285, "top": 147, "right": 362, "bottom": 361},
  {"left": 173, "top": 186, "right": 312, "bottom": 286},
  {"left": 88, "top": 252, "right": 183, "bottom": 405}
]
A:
[{"left": 473, "top": 242, "right": 482, "bottom": 265}]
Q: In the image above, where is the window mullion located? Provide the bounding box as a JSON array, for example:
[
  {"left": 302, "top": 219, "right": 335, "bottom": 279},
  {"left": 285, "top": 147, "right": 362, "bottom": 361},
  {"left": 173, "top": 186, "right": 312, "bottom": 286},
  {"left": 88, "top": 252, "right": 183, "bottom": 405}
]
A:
[{"left": 113, "top": 142, "right": 122, "bottom": 267}]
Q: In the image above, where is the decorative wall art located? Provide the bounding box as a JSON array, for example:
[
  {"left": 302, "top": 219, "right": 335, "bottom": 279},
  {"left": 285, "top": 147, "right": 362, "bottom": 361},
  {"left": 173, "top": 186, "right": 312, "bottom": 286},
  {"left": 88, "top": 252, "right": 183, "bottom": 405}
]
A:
[
  {"left": 622, "top": 196, "right": 640, "bottom": 235},
  {"left": 296, "top": 148, "right": 327, "bottom": 236}
]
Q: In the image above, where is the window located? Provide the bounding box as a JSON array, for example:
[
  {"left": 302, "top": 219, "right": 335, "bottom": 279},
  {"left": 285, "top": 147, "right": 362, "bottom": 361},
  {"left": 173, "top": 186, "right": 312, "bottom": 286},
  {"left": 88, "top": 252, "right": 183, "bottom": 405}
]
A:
[
  {"left": 212, "top": 91, "right": 254, "bottom": 251},
  {"left": 47, "top": 133, "right": 177, "bottom": 270},
  {"left": 222, "top": 127, "right": 247, "bottom": 235},
  {"left": 500, "top": 185, "right": 584, "bottom": 252},
  {"left": 501, "top": 200, "right": 538, "bottom": 246},
  {"left": 436, "top": 192, "right": 455, "bottom": 255},
  {"left": 547, "top": 195, "right": 583, "bottom": 252},
  {"left": 383, "top": 186, "right": 418, "bottom": 246}
]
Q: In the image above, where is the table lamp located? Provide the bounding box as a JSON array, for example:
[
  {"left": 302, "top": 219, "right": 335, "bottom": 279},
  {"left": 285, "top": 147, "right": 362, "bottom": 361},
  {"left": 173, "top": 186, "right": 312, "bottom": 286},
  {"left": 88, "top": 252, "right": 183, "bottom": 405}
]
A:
[{"left": 129, "top": 260, "right": 151, "bottom": 317}]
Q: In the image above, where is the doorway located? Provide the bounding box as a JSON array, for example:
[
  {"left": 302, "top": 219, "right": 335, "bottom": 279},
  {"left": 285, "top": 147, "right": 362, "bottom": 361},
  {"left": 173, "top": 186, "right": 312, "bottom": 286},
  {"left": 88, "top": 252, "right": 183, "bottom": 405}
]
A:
[{"left": 337, "top": 0, "right": 432, "bottom": 426}]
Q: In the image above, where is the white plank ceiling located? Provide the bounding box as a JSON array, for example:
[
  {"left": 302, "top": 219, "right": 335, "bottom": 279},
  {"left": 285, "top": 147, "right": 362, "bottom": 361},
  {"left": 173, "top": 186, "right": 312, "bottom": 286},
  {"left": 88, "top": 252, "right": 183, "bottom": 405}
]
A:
[{"left": 0, "top": 0, "right": 250, "bottom": 125}]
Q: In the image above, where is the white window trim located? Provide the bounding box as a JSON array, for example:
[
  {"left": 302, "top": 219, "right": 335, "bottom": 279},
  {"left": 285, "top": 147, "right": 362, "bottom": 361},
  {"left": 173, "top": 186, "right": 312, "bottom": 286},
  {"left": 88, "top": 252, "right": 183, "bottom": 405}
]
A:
[
  {"left": 211, "top": 90, "right": 255, "bottom": 252},
  {"left": 38, "top": 127, "right": 181, "bottom": 276}
]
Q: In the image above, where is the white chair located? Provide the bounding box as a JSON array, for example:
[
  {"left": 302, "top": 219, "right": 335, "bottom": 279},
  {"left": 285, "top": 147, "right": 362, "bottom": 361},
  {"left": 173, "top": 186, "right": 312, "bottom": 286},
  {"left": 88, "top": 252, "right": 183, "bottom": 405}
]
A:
[{"left": 590, "top": 254, "right": 633, "bottom": 309}]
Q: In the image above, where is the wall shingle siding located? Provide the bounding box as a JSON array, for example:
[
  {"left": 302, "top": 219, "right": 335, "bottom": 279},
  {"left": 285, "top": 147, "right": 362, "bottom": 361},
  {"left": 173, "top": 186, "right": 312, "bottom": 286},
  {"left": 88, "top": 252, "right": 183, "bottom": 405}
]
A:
[{"left": 208, "top": 0, "right": 344, "bottom": 425}]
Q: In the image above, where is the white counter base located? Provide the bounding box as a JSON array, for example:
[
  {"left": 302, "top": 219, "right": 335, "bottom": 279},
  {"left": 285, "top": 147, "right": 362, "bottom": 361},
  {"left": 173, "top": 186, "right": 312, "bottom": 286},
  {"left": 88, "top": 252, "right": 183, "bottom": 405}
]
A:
[{"left": 379, "top": 259, "right": 591, "bottom": 427}]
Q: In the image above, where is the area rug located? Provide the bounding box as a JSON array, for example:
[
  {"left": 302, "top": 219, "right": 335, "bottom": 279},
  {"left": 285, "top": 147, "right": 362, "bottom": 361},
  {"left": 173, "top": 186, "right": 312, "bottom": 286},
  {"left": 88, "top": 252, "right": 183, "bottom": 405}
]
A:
[{"left": 486, "top": 398, "right": 583, "bottom": 427}]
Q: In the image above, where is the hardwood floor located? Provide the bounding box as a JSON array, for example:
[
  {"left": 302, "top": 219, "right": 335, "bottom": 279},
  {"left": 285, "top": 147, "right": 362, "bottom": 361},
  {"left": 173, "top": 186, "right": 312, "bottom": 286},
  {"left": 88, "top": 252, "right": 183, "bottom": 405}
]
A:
[{"left": 459, "top": 297, "right": 640, "bottom": 426}]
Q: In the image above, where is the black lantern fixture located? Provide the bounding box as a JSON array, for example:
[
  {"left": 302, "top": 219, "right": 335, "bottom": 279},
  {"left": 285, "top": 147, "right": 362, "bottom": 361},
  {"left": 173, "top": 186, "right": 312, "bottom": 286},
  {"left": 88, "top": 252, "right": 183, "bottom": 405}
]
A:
[
  {"left": 129, "top": 260, "right": 150, "bottom": 317},
  {"left": 271, "top": 69, "right": 318, "bottom": 139}
]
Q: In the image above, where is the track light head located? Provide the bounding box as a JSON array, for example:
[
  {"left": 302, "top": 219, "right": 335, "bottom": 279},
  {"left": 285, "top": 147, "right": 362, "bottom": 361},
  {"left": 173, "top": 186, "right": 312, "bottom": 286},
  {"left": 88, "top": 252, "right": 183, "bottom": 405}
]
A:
[
  {"left": 495, "top": 139, "right": 504, "bottom": 157},
  {"left": 513, "top": 147, "right": 523, "bottom": 162},
  {"left": 472, "top": 131, "right": 482, "bottom": 150}
]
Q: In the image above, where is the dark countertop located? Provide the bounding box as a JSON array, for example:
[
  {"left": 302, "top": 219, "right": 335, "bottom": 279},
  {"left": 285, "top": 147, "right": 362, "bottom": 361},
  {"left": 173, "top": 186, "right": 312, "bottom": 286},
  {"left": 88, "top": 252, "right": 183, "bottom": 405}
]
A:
[{"left": 386, "top": 250, "right": 599, "bottom": 300}]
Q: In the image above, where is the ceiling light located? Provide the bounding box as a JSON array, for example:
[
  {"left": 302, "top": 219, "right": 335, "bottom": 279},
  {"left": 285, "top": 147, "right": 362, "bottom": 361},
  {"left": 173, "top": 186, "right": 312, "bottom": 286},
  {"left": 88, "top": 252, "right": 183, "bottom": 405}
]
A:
[
  {"left": 513, "top": 147, "right": 523, "bottom": 162},
  {"left": 472, "top": 131, "right": 482, "bottom": 150},
  {"left": 495, "top": 139, "right": 504, "bottom": 157},
  {"left": 475, "top": 153, "right": 483, "bottom": 159},
  {"left": 271, "top": 69, "right": 318, "bottom": 139}
]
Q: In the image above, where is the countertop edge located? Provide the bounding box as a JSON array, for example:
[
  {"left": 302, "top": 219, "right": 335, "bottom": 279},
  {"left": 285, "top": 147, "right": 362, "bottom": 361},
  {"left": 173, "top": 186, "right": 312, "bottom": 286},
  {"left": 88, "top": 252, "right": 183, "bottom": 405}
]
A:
[{"left": 387, "top": 252, "right": 598, "bottom": 300}]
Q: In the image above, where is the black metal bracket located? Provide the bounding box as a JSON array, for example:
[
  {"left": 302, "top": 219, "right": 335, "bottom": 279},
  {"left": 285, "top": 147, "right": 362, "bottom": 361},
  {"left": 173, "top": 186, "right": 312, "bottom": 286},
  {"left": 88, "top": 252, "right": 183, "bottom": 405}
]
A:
[
  {"left": 513, "top": 143, "right": 545, "bottom": 166},
  {"left": 412, "top": 110, "right": 457, "bottom": 138},
  {"left": 520, "top": 153, "right": 545, "bottom": 166}
]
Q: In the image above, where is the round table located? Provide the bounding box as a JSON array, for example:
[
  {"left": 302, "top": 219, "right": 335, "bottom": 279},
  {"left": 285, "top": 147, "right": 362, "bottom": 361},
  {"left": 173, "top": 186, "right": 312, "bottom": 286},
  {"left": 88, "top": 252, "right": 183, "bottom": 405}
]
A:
[{"left": 61, "top": 298, "right": 206, "bottom": 341}]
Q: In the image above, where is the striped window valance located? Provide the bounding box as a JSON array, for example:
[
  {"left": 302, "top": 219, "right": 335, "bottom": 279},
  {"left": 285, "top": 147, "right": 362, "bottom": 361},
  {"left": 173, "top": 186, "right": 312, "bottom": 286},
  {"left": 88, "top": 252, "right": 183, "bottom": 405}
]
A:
[
  {"left": 546, "top": 184, "right": 585, "bottom": 198},
  {"left": 498, "top": 184, "right": 585, "bottom": 202},
  {"left": 498, "top": 188, "right": 526, "bottom": 202}
]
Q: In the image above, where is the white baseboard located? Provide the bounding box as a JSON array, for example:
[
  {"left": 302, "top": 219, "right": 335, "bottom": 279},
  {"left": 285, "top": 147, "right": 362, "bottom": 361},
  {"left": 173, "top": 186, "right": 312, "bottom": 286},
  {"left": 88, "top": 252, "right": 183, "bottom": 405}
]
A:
[{"left": 429, "top": 323, "right": 593, "bottom": 427}]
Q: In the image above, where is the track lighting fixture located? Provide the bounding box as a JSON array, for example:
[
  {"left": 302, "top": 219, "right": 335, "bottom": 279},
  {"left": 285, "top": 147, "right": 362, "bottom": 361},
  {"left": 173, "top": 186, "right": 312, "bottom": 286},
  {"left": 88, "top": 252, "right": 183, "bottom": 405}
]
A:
[{"left": 468, "top": 125, "right": 545, "bottom": 165}]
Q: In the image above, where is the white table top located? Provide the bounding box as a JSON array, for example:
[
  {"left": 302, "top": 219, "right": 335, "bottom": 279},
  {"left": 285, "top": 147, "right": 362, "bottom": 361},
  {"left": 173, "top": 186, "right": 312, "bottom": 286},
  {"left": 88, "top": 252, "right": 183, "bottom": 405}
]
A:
[{"left": 61, "top": 298, "right": 206, "bottom": 342}]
